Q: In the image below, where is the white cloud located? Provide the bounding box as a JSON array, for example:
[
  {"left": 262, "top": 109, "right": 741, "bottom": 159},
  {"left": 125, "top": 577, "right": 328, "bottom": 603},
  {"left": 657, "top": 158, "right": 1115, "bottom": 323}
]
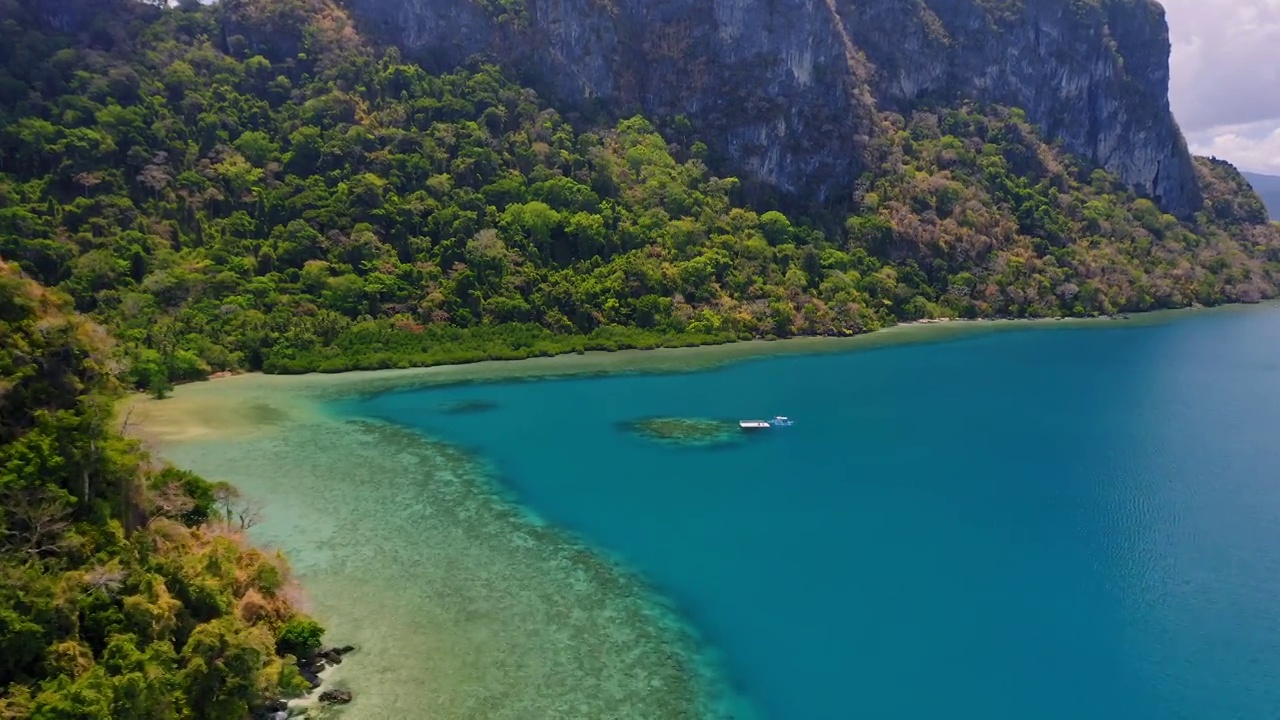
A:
[
  {"left": 1187, "top": 120, "right": 1280, "bottom": 174},
  {"left": 1165, "top": 0, "right": 1280, "bottom": 132},
  {"left": 1164, "top": 0, "right": 1280, "bottom": 173}
]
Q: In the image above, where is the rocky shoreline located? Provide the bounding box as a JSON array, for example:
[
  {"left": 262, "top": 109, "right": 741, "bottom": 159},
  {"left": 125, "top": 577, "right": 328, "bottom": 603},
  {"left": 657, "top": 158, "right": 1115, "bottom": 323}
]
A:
[{"left": 257, "top": 645, "right": 358, "bottom": 719}]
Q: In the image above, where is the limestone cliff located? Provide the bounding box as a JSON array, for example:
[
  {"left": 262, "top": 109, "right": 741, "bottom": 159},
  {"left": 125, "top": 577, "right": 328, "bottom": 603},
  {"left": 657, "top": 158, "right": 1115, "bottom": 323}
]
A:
[{"left": 344, "top": 0, "right": 1201, "bottom": 216}]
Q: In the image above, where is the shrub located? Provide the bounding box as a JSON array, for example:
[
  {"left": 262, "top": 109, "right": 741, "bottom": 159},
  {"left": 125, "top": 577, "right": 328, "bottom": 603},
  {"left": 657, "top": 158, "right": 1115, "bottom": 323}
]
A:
[{"left": 276, "top": 617, "right": 325, "bottom": 658}]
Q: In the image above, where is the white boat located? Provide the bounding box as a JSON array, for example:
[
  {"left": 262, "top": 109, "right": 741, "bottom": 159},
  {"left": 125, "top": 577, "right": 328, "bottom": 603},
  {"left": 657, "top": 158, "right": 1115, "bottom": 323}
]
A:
[{"left": 739, "top": 417, "right": 793, "bottom": 430}]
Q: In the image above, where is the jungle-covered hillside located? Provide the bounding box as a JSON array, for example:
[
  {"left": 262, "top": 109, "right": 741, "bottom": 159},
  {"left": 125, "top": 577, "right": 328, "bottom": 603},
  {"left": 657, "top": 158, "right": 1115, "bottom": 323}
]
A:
[
  {"left": 1, "top": 0, "right": 1277, "bottom": 384},
  {"left": 0, "top": 259, "right": 324, "bottom": 717}
]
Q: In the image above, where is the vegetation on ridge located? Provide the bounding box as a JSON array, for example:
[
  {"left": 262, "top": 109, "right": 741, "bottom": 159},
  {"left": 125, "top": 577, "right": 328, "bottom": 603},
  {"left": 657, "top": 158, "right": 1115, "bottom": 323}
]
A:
[
  {"left": 0, "top": 259, "right": 320, "bottom": 717},
  {"left": 0, "top": 0, "right": 1276, "bottom": 393}
]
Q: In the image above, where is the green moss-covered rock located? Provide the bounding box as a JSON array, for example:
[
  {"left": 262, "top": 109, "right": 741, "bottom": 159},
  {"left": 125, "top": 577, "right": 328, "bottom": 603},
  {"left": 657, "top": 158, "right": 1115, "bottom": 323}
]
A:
[{"left": 620, "top": 417, "right": 745, "bottom": 448}]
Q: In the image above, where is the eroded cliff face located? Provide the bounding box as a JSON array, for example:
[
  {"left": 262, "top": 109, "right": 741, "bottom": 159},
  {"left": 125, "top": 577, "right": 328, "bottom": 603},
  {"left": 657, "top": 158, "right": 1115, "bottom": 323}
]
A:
[
  {"left": 347, "top": 0, "right": 1200, "bottom": 216},
  {"left": 849, "top": 0, "right": 1199, "bottom": 216}
]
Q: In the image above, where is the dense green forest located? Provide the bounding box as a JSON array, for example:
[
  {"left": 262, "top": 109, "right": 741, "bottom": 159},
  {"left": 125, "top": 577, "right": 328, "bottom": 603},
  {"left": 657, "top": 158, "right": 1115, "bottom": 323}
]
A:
[
  {"left": 0, "top": 260, "right": 324, "bottom": 717},
  {"left": 1, "top": 0, "right": 1278, "bottom": 388}
]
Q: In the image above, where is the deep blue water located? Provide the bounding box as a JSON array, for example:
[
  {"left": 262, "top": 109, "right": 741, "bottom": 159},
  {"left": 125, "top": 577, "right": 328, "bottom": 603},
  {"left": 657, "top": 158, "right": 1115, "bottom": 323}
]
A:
[{"left": 345, "top": 308, "right": 1280, "bottom": 719}]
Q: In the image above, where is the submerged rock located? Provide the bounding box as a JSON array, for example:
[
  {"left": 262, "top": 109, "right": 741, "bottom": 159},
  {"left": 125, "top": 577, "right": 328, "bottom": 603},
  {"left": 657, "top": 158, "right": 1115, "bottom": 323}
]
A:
[
  {"left": 252, "top": 699, "right": 290, "bottom": 720},
  {"left": 439, "top": 399, "right": 498, "bottom": 415},
  {"left": 319, "top": 689, "right": 353, "bottom": 705},
  {"left": 621, "top": 417, "right": 746, "bottom": 448}
]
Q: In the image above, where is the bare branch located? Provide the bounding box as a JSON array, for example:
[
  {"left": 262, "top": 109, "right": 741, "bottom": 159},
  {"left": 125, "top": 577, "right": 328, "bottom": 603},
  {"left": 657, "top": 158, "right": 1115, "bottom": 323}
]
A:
[
  {"left": 83, "top": 565, "right": 127, "bottom": 595},
  {"left": 210, "top": 481, "right": 262, "bottom": 530},
  {"left": 147, "top": 481, "right": 195, "bottom": 523},
  {"left": 235, "top": 501, "right": 263, "bottom": 530},
  {"left": 211, "top": 481, "right": 240, "bottom": 524},
  {"left": 2, "top": 489, "right": 76, "bottom": 557}
]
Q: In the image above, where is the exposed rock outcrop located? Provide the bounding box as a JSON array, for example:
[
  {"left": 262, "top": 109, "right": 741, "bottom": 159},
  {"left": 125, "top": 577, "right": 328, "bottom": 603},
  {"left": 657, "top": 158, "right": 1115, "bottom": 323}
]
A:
[
  {"left": 319, "top": 689, "right": 353, "bottom": 704},
  {"left": 343, "top": 0, "right": 1201, "bottom": 216}
]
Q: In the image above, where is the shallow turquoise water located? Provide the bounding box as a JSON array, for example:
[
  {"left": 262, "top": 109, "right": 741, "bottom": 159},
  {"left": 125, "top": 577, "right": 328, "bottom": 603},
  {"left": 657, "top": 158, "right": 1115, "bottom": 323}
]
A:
[{"left": 345, "top": 308, "right": 1280, "bottom": 719}]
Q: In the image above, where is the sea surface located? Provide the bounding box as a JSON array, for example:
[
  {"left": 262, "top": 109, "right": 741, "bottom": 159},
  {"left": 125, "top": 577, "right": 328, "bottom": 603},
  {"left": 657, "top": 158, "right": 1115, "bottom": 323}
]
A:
[{"left": 156, "top": 307, "right": 1280, "bottom": 719}]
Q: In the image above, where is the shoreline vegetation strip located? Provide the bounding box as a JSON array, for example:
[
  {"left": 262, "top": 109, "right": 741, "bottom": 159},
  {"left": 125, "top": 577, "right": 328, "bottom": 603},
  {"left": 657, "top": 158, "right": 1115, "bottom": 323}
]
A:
[{"left": 127, "top": 302, "right": 1266, "bottom": 443}]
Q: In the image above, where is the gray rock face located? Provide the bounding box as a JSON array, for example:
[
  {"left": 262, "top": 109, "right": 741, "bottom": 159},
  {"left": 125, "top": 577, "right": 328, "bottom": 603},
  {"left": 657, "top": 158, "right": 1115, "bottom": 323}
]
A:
[
  {"left": 849, "top": 0, "right": 1199, "bottom": 216},
  {"left": 347, "top": 0, "right": 1201, "bottom": 216}
]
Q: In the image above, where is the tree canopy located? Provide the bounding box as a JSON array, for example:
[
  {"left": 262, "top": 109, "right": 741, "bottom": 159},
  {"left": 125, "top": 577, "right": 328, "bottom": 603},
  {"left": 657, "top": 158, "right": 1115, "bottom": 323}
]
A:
[{"left": 0, "top": 260, "right": 318, "bottom": 717}]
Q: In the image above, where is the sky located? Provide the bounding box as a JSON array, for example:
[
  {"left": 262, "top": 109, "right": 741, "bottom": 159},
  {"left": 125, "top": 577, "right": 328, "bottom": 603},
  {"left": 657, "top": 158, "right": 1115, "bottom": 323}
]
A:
[{"left": 1166, "top": 0, "right": 1280, "bottom": 175}]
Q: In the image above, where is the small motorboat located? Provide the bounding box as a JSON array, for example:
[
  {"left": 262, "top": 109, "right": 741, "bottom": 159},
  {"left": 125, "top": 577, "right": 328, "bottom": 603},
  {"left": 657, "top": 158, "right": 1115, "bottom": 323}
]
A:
[{"left": 739, "top": 416, "right": 793, "bottom": 430}]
